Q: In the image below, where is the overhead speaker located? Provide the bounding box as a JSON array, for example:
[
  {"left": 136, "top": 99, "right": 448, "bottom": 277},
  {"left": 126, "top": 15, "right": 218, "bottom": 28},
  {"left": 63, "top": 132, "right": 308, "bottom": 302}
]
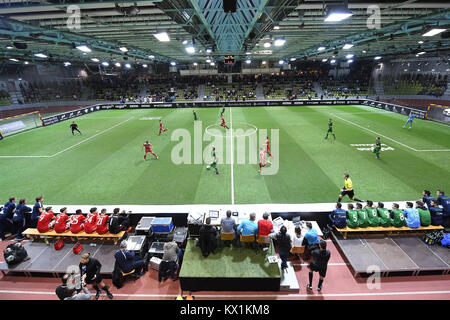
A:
[
  {"left": 13, "top": 42, "right": 27, "bottom": 49},
  {"left": 440, "top": 31, "right": 450, "bottom": 39},
  {"left": 223, "top": 0, "right": 236, "bottom": 13}
]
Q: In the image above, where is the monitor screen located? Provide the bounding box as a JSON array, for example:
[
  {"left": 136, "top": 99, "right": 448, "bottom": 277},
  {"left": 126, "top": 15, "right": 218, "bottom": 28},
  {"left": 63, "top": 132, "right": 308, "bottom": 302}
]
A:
[{"left": 209, "top": 210, "right": 219, "bottom": 219}]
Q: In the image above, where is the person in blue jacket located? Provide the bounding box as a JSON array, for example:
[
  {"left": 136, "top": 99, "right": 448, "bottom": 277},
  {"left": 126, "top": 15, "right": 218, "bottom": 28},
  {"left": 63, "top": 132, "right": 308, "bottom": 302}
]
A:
[
  {"left": 436, "top": 190, "right": 450, "bottom": 226},
  {"left": 30, "top": 196, "right": 44, "bottom": 228},
  {"left": 422, "top": 190, "right": 436, "bottom": 209},
  {"left": 429, "top": 200, "right": 444, "bottom": 226},
  {"left": 328, "top": 202, "right": 347, "bottom": 228},
  {"left": 114, "top": 240, "right": 144, "bottom": 276},
  {"left": 404, "top": 202, "right": 421, "bottom": 229},
  {"left": 12, "top": 199, "right": 32, "bottom": 240},
  {"left": 0, "top": 197, "right": 17, "bottom": 240}
]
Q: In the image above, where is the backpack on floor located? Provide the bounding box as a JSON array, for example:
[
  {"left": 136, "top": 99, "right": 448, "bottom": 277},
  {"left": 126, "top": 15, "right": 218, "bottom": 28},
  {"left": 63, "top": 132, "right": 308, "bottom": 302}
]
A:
[
  {"left": 441, "top": 233, "right": 450, "bottom": 248},
  {"left": 423, "top": 230, "right": 444, "bottom": 245},
  {"left": 3, "top": 242, "right": 28, "bottom": 266}
]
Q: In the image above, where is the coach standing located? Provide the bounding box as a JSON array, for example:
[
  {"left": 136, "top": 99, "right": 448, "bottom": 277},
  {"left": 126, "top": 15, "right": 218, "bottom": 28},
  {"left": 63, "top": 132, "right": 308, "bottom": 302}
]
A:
[
  {"left": 306, "top": 240, "right": 331, "bottom": 292},
  {"left": 79, "top": 253, "right": 113, "bottom": 300}
]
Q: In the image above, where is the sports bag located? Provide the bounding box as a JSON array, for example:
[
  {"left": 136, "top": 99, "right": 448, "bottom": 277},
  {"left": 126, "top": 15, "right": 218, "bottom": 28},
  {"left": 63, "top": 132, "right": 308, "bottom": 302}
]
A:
[
  {"left": 54, "top": 240, "right": 64, "bottom": 250},
  {"left": 422, "top": 230, "right": 444, "bottom": 245},
  {"left": 72, "top": 243, "right": 83, "bottom": 254},
  {"left": 441, "top": 233, "right": 450, "bottom": 247},
  {"left": 3, "top": 242, "right": 28, "bottom": 265}
]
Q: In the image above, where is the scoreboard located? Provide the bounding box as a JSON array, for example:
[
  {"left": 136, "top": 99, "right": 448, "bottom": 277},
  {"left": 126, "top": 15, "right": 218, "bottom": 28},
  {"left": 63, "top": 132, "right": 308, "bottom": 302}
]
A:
[{"left": 224, "top": 55, "right": 235, "bottom": 64}]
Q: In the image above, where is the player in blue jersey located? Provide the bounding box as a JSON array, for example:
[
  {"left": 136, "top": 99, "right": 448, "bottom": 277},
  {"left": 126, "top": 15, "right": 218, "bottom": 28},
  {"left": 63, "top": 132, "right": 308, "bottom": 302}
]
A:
[{"left": 403, "top": 112, "right": 415, "bottom": 129}]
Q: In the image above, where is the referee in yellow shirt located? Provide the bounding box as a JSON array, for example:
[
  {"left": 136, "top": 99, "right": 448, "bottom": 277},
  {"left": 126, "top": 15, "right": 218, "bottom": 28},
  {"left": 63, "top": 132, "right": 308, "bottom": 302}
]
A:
[{"left": 338, "top": 173, "right": 363, "bottom": 203}]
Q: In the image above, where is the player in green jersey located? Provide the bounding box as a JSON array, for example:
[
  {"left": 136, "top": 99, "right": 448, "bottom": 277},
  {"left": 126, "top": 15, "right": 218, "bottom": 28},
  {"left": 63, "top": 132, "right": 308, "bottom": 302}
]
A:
[
  {"left": 391, "top": 203, "right": 406, "bottom": 227},
  {"left": 220, "top": 106, "right": 225, "bottom": 118},
  {"left": 372, "top": 137, "right": 381, "bottom": 159},
  {"left": 346, "top": 203, "right": 360, "bottom": 229},
  {"left": 355, "top": 203, "right": 369, "bottom": 228},
  {"left": 364, "top": 200, "right": 379, "bottom": 227},
  {"left": 325, "top": 119, "right": 336, "bottom": 140},
  {"left": 207, "top": 146, "right": 219, "bottom": 175},
  {"left": 377, "top": 202, "right": 391, "bottom": 227},
  {"left": 193, "top": 110, "right": 198, "bottom": 121}
]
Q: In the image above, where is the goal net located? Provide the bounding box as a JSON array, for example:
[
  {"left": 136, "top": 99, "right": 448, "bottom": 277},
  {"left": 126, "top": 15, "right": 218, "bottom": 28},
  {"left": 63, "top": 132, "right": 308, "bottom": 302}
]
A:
[
  {"left": 425, "top": 104, "right": 450, "bottom": 124},
  {"left": 0, "top": 111, "right": 43, "bottom": 139}
]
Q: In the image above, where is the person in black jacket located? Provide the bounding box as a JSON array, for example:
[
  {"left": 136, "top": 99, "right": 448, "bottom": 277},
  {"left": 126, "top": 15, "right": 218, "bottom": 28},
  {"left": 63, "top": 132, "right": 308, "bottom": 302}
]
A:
[
  {"left": 55, "top": 274, "right": 73, "bottom": 300},
  {"left": 108, "top": 208, "right": 130, "bottom": 234},
  {"left": 272, "top": 226, "right": 291, "bottom": 272},
  {"left": 79, "top": 253, "right": 113, "bottom": 300},
  {"left": 198, "top": 217, "right": 217, "bottom": 257},
  {"left": 306, "top": 240, "right": 331, "bottom": 292}
]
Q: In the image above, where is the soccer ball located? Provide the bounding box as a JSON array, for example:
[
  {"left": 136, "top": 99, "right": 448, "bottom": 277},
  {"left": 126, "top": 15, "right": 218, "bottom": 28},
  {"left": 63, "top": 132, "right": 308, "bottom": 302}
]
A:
[
  {"left": 370, "top": 146, "right": 375, "bottom": 152},
  {"left": 206, "top": 165, "right": 211, "bottom": 170}
]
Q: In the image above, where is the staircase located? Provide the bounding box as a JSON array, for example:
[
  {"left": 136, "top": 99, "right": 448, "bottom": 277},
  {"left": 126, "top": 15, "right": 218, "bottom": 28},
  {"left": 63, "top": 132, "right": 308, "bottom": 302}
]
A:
[
  {"left": 9, "top": 91, "right": 24, "bottom": 104},
  {"left": 313, "top": 81, "right": 323, "bottom": 97},
  {"left": 444, "top": 82, "right": 450, "bottom": 97},
  {"left": 139, "top": 85, "right": 148, "bottom": 97},
  {"left": 255, "top": 82, "right": 265, "bottom": 100},
  {"left": 374, "top": 79, "right": 385, "bottom": 96},
  {"left": 197, "top": 84, "right": 205, "bottom": 101}
]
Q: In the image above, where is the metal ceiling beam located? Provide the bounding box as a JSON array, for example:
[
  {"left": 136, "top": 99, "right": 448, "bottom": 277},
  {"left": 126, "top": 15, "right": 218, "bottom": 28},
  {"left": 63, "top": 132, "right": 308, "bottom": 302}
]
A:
[{"left": 186, "top": 0, "right": 216, "bottom": 44}]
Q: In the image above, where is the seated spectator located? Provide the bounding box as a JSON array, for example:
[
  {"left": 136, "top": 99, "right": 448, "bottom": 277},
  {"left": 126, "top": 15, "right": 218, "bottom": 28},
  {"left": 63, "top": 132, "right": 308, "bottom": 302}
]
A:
[
  {"left": 364, "top": 200, "right": 379, "bottom": 227},
  {"left": 302, "top": 222, "right": 319, "bottom": 259},
  {"left": 237, "top": 213, "right": 258, "bottom": 236},
  {"left": 404, "top": 202, "right": 420, "bottom": 229},
  {"left": 328, "top": 203, "right": 346, "bottom": 228},
  {"left": 356, "top": 203, "right": 369, "bottom": 228},
  {"left": 69, "top": 209, "right": 86, "bottom": 234},
  {"left": 257, "top": 212, "right": 274, "bottom": 237},
  {"left": 55, "top": 274, "right": 73, "bottom": 300},
  {"left": 159, "top": 241, "right": 183, "bottom": 282},
  {"left": 37, "top": 207, "right": 55, "bottom": 233},
  {"left": 429, "top": 200, "right": 444, "bottom": 226},
  {"left": 377, "top": 202, "right": 391, "bottom": 227},
  {"left": 54, "top": 207, "right": 70, "bottom": 233},
  {"left": 12, "top": 199, "right": 32, "bottom": 240},
  {"left": 422, "top": 190, "right": 436, "bottom": 208},
  {"left": 199, "top": 217, "right": 217, "bottom": 257},
  {"left": 346, "top": 203, "right": 360, "bottom": 229},
  {"left": 64, "top": 286, "right": 92, "bottom": 301},
  {"left": 114, "top": 240, "right": 145, "bottom": 277},
  {"left": 391, "top": 203, "right": 406, "bottom": 227},
  {"left": 108, "top": 208, "right": 128, "bottom": 234},
  {"left": 415, "top": 201, "right": 431, "bottom": 227},
  {"left": 220, "top": 210, "right": 237, "bottom": 246}
]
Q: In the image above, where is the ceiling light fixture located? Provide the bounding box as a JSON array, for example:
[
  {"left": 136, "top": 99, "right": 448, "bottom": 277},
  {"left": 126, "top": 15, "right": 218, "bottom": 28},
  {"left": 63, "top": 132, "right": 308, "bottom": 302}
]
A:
[
  {"left": 324, "top": 5, "right": 353, "bottom": 22},
  {"left": 343, "top": 43, "right": 354, "bottom": 50},
  {"left": 154, "top": 31, "right": 170, "bottom": 42},
  {"left": 422, "top": 28, "right": 446, "bottom": 37},
  {"left": 274, "top": 38, "right": 286, "bottom": 46},
  {"left": 119, "top": 47, "right": 128, "bottom": 52},
  {"left": 76, "top": 45, "right": 91, "bottom": 53}
]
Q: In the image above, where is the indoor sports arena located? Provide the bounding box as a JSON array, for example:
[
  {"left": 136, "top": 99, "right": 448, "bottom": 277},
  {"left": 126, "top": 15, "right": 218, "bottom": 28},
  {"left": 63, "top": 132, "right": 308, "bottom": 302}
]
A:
[{"left": 0, "top": 0, "right": 449, "bottom": 307}]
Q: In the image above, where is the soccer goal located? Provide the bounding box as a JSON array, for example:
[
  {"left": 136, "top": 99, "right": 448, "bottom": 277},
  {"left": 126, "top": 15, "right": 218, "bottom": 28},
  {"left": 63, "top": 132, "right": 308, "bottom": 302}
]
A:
[{"left": 0, "top": 111, "right": 43, "bottom": 139}]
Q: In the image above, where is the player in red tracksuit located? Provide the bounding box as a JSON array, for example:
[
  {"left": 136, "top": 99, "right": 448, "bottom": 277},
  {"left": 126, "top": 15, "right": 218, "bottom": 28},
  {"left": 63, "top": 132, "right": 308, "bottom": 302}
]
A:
[
  {"left": 54, "top": 207, "right": 70, "bottom": 233},
  {"left": 69, "top": 210, "right": 86, "bottom": 234},
  {"left": 37, "top": 207, "right": 55, "bottom": 233},
  {"left": 220, "top": 116, "right": 229, "bottom": 129},
  {"left": 96, "top": 209, "right": 110, "bottom": 235},
  {"left": 142, "top": 141, "right": 158, "bottom": 160},
  {"left": 158, "top": 120, "right": 168, "bottom": 136},
  {"left": 84, "top": 208, "right": 99, "bottom": 234},
  {"left": 265, "top": 136, "right": 272, "bottom": 158}
]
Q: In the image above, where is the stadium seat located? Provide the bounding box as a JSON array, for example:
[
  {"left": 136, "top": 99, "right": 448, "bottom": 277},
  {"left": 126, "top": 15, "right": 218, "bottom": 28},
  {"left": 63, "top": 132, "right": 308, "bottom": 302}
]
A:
[{"left": 221, "top": 232, "right": 234, "bottom": 241}]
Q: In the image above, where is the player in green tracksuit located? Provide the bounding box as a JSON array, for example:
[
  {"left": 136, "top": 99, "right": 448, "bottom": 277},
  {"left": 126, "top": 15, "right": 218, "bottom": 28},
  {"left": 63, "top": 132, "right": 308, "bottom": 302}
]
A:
[
  {"left": 355, "top": 203, "right": 369, "bottom": 228},
  {"left": 220, "top": 106, "right": 225, "bottom": 117},
  {"left": 416, "top": 201, "right": 431, "bottom": 226},
  {"left": 377, "top": 202, "right": 391, "bottom": 227},
  {"left": 373, "top": 137, "right": 381, "bottom": 159},
  {"left": 325, "top": 119, "right": 336, "bottom": 140},
  {"left": 346, "top": 203, "right": 360, "bottom": 229},
  {"left": 364, "top": 200, "right": 379, "bottom": 227},
  {"left": 208, "top": 146, "right": 219, "bottom": 175},
  {"left": 391, "top": 203, "right": 406, "bottom": 227},
  {"left": 193, "top": 110, "right": 198, "bottom": 121}
]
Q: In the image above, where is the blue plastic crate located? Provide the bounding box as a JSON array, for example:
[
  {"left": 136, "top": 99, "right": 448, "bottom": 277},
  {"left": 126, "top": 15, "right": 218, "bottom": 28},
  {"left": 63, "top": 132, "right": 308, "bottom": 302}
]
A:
[{"left": 151, "top": 217, "right": 173, "bottom": 234}]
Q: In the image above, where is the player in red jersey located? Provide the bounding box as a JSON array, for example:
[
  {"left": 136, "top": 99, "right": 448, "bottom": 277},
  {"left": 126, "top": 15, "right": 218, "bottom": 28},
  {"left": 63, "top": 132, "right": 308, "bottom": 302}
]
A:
[
  {"left": 96, "top": 209, "right": 110, "bottom": 235},
  {"left": 142, "top": 140, "right": 158, "bottom": 160},
  {"left": 69, "top": 209, "right": 86, "bottom": 234},
  {"left": 54, "top": 207, "right": 70, "bottom": 233},
  {"left": 158, "top": 119, "right": 168, "bottom": 136},
  {"left": 258, "top": 147, "right": 271, "bottom": 174},
  {"left": 265, "top": 136, "right": 272, "bottom": 157},
  {"left": 84, "top": 207, "right": 99, "bottom": 234},
  {"left": 37, "top": 207, "right": 55, "bottom": 233},
  {"left": 220, "top": 116, "right": 229, "bottom": 129}
]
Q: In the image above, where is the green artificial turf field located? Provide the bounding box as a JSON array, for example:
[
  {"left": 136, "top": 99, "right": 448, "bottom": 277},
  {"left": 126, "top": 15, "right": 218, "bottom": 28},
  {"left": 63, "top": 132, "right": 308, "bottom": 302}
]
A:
[
  {"left": 1, "top": 104, "right": 449, "bottom": 205},
  {"left": 179, "top": 239, "right": 280, "bottom": 278}
]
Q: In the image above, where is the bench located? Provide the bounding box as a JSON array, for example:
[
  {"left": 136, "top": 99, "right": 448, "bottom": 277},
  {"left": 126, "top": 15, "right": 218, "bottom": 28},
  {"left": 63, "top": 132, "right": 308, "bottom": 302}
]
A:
[
  {"left": 22, "top": 228, "right": 125, "bottom": 244},
  {"left": 336, "top": 225, "right": 444, "bottom": 239}
]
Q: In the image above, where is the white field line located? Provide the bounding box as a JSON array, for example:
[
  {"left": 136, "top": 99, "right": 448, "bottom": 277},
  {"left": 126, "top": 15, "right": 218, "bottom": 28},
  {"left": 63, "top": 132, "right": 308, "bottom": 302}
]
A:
[
  {"left": 331, "top": 113, "right": 450, "bottom": 152},
  {"left": 230, "top": 106, "right": 235, "bottom": 205},
  {"left": 1, "top": 289, "right": 450, "bottom": 299},
  {"left": 0, "top": 117, "right": 133, "bottom": 159}
]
